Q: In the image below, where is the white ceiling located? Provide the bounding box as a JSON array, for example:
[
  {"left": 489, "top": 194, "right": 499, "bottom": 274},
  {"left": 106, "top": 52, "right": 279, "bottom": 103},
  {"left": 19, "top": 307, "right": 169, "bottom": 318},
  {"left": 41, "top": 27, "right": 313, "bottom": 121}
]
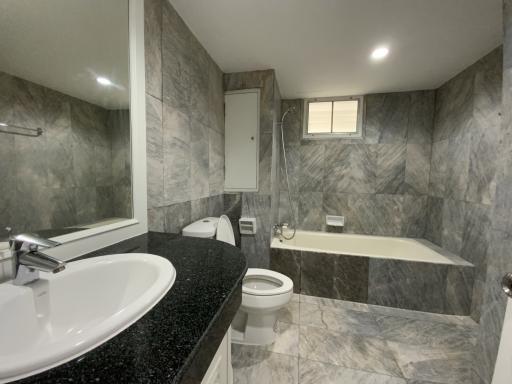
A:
[
  {"left": 0, "top": 0, "right": 129, "bottom": 109},
  {"left": 170, "top": 0, "right": 502, "bottom": 98}
]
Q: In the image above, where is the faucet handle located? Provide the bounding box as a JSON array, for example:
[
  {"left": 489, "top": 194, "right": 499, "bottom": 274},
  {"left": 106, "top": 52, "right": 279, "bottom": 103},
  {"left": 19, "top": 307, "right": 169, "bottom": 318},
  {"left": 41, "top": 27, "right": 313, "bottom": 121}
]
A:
[{"left": 9, "top": 233, "right": 61, "bottom": 251}]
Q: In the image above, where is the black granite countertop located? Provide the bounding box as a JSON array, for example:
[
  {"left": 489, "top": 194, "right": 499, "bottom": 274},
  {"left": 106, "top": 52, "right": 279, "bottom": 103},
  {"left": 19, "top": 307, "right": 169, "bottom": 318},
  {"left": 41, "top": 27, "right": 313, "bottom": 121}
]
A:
[{"left": 13, "top": 231, "right": 247, "bottom": 384}]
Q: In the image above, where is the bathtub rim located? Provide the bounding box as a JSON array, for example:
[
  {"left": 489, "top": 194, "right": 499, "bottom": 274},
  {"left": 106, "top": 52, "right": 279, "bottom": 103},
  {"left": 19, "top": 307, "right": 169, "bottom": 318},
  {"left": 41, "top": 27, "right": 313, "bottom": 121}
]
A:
[{"left": 270, "top": 230, "right": 472, "bottom": 267}]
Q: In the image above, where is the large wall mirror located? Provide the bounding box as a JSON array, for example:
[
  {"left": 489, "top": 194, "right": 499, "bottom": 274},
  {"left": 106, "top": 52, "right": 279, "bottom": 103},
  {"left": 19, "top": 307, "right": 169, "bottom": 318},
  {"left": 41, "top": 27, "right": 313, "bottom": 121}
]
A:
[{"left": 0, "top": 0, "right": 133, "bottom": 238}]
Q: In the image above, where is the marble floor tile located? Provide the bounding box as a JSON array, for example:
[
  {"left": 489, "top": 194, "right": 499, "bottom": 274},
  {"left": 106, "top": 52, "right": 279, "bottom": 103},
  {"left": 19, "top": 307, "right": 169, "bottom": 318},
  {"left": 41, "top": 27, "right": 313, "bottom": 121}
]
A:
[
  {"left": 232, "top": 345, "right": 298, "bottom": 384},
  {"left": 386, "top": 341, "right": 474, "bottom": 383},
  {"left": 368, "top": 304, "right": 478, "bottom": 327},
  {"left": 277, "top": 301, "right": 300, "bottom": 324},
  {"left": 299, "top": 325, "right": 403, "bottom": 377},
  {"left": 300, "top": 294, "right": 370, "bottom": 312},
  {"left": 300, "top": 303, "right": 381, "bottom": 337},
  {"left": 299, "top": 358, "right": 407, "bottom": 384},
  {"left": 374, "top": 315, "right": 476, "bottom": 350},
  {"left": 262, "top": 322, "right": 299, "bottom": 357}
]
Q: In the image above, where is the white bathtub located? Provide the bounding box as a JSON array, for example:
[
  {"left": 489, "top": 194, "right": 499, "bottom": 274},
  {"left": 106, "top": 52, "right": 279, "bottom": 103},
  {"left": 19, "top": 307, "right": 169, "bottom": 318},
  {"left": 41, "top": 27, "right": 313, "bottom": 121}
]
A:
[{"left": 271, "top": 230, "right": 470, "bottom": 266}]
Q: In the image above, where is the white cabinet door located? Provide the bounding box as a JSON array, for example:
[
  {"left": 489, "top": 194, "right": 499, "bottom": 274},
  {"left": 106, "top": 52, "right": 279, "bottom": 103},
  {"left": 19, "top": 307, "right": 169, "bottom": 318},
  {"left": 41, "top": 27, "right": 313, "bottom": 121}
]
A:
[
  {"left": 202, "top": 328, "right": 233, "bottom": 384},
  {"left": 224, "top": 89, "right": 260, "bottom": 192}
]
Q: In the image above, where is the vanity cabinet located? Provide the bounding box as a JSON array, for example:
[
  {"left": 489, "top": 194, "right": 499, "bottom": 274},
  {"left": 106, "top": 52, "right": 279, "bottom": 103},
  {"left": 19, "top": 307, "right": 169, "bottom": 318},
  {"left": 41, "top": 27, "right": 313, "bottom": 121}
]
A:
[
  {"left": 224, "top": 89, "right": 260, "bottom": 192},
  {"left": 201, "top": 328, "right": 233, "bottom": 384}
]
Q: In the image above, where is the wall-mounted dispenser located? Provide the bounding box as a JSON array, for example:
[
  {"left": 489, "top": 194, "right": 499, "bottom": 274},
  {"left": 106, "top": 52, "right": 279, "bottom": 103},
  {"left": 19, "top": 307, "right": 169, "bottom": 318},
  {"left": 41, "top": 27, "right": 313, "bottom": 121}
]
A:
[
  {"left": 326, "top": 215, "right": 345, "bottom": 227},
  {"left": 239, "top": 217, "right": 257, "bottom": 235}
]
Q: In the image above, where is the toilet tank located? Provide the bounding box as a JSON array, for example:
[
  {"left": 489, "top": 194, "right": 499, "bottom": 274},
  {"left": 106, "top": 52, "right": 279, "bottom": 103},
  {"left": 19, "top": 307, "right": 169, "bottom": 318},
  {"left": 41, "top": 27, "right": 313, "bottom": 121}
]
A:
[{"left": 182, "top": 217, "right": 218, "bottom": 238}]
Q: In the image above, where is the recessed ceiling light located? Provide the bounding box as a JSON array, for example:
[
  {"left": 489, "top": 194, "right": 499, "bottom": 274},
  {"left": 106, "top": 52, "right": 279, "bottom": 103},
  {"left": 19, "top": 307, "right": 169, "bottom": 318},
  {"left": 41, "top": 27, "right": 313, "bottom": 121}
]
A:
[
  {"left": 371, "top": 46, "right": 389, "bottom": 60},
  {"left": 96, "top": 76, "right": 112, "bottom": 86}
]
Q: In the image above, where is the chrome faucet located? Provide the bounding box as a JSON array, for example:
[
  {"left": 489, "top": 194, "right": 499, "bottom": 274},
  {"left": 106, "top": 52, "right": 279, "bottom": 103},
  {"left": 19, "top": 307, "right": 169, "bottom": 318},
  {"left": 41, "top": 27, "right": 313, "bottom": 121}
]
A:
[
  {"left": 272, "top": 223, "right": 289, "bottom": 238},
  {"left": 7, "top": 228, "right": 66, "bottom": 285}
]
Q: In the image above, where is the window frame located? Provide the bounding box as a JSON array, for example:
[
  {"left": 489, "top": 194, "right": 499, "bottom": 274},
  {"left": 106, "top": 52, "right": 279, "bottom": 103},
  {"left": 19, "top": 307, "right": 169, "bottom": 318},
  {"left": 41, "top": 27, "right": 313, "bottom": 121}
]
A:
[{"left": 302, "top": 95, "right": 365, "bottom": 140}]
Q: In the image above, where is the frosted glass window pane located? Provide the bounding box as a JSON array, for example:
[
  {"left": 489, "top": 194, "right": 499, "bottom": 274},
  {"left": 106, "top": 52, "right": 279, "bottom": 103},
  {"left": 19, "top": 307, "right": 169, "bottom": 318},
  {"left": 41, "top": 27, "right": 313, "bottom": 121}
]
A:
[
  {"left": 332, "top": 100, "right": 358, "bottom": 133},
  {"left": 308, "top": 102, "right": 332, "bottom": 133}
]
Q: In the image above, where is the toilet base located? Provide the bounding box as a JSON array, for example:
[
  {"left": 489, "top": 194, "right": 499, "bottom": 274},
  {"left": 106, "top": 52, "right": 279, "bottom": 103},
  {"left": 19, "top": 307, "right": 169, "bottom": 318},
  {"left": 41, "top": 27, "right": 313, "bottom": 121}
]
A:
[{"left": 230, "top": 310, "right": 278, "bottom": 346}]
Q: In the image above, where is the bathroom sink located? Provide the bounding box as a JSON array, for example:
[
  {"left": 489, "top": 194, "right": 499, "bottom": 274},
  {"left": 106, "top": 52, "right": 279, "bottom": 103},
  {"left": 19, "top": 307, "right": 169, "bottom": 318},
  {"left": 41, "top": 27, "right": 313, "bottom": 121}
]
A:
[{"left": 0, "top": 253, "right": 176, "bottom": 383}]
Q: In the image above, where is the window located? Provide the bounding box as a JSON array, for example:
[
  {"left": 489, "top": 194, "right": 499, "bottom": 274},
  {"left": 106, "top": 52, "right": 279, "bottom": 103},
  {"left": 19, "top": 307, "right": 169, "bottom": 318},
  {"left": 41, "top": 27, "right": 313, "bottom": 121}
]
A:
[{"left": 303, "top": 95, "right": 364, "bottom": 139}]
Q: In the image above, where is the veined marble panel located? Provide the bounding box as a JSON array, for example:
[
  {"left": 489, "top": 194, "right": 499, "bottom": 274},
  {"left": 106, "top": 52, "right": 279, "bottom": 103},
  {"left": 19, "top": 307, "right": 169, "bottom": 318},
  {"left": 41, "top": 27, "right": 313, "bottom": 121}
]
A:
[
  {"left": 299, "top": 325, "right": 403, "bottom": 377},
  {"left": 324, "top": 143, "right": 377, "bottom": 194},
  {"left": 376, "top": 143, "right": 406, "bottom": 194},
  {"left": 299, "top": 358, "right": 406, "bottom": 384},
  {"left": 232, "top": 345, "right": 298, "bottom": 384}
]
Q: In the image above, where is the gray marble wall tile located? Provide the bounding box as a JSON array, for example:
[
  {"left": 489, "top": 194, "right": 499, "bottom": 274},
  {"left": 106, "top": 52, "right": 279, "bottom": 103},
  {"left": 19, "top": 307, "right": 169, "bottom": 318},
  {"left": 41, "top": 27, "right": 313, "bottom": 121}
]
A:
[
  {"left": 401, "top": 195, "right": 427, "bottom": 238},
  {"left": 373, "top": 195, "right": 404, "bottom": 236},
  {"left": 190, "top": 197, "right": 208, "bottom": 222},
  {"left": 441, "top": 199, "right": 466, "bottom": 255},
  {"left": 298, "top": 192, "right": 324, "bottom": 231},
  {"left": 147, "top": 207, "right": 165, "bottom": 232},
  {"left": 433, "top": 66, "right": 475, "bottom": 142},
  {"left": 424, "top": 196, "right": 443, "bottom": 246},
  {"left": 405, "top": 144, "right": 430, "bottom": 195},
  {"left": 299, "top": 144, "right": 324, "bottom": 191},
  {"left": 407, "top": 91, "right": 435, "bottom": 145},
  {"left": 209, "top": 127, "right": 224, "bottom": 195},
  {"left": 207, "top": 194, "right": 224, "bottom": 217},
  {"left": 368, "top": 259, "right": 448, "bottom": 314},
  {"left": 324, "top": 143, "right": 376, "bottom": 193},
  {"left": 376, "top": 143, "right": 406, "bottom": 194},
  {"left": 333, "top": 254, "right": 369, "bottom": 302},
  {"left": 365, "top": 92, "right": 410, "bottom": 144},
  {"left": 444, "top": 267, "right": 474, "bottom": 315},
  {"left": 164, "top": 200, "right": 191, "bottom": 234},
  {"left": 345, "top": 194, "right": 378, "bottom": 234},
  {"left": 270, "top": 248, "right": 301, "bottom": 293},
  {"left": 144, "top": 0, "right": 162, "bottom": 100},
  {"left": 146, "top": 94, "right": 164, "bottom": 208},
  {"left": 301, "top": 251, "right": 336, "bottom": 298}
]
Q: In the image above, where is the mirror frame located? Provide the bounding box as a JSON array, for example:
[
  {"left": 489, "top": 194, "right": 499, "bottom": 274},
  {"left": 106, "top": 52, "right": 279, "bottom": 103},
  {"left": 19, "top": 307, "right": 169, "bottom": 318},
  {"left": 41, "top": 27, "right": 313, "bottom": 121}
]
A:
[{"left": 42, "top": 0, "right": 147, "bottom": 261}]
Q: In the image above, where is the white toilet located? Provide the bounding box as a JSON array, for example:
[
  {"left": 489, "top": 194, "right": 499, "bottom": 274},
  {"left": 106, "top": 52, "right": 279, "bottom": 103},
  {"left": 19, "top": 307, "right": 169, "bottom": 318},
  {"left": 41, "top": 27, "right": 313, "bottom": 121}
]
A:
[{"left": 182, "top": 215, "right": 293, "bottom": 346}]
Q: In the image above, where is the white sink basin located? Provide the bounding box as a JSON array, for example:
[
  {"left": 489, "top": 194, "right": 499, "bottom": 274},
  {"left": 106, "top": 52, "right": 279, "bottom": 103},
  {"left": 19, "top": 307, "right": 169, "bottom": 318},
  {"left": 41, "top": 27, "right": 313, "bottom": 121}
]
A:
[{"left": 0, "top": 253, "right": 176, "bottom": 383}]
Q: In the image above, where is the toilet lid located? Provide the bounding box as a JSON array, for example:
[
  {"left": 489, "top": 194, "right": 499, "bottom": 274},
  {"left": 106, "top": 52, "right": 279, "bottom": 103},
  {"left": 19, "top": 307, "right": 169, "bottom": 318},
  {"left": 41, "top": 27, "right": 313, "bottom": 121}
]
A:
[
  {"left": 216, "top": 215, "right": 235, "bottom": 246},
  {"left": 242, "top": 268, "right": 294, "bottom": 296}
]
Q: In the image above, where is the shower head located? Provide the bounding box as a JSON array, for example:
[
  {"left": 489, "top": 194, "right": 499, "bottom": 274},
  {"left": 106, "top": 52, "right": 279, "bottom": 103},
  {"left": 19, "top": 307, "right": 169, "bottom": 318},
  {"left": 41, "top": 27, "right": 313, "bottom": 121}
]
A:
[{"left": 280, "top": 106, "right": 296, "bottom": 123}]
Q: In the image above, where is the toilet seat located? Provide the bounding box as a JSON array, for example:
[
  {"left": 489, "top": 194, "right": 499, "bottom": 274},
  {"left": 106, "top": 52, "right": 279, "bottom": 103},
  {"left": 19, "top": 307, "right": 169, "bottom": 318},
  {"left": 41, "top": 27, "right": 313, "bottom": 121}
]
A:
[{"left": 242, "top": 268, "right": 293, "bottom": 296}]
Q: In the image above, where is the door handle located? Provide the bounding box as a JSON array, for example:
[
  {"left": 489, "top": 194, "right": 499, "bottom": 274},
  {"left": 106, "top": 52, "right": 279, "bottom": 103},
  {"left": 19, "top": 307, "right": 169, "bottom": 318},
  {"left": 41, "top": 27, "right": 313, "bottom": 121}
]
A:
[{"left": 502, "top": 272, "right": 512, "bottom": 298}]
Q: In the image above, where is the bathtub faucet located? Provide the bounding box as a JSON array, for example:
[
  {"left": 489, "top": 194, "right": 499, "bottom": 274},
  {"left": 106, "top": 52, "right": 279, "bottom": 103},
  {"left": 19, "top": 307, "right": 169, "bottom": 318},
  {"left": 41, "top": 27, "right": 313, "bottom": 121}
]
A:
[{"left": 272, "top": 223, "right": 289, "bottom": 239}]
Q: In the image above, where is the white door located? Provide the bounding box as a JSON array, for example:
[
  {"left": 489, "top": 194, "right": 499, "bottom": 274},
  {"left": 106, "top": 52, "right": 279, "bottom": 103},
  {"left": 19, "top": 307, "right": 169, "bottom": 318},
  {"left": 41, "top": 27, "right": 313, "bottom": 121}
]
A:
[
  {"left": 492, "top": 274, "right": 512, "bottom": 384},
  {"left": 224, "top": 89, "right": 260, "bottom": 192}
]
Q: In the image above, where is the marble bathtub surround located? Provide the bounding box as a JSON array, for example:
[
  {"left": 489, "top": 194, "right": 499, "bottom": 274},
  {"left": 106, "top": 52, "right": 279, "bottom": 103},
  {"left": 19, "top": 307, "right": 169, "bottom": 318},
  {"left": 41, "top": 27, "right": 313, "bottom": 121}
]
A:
[
  {"left": 0, "top": 71, "right": 132, "bottom": 234},
  {"left": 144, "top": 0, "right": 226, "bottom": 231},
  {"left": 279, "top": 91, "right": 434, "bottom": 237},
  {"left": 232, "top": 293, "right": 478, "bottom": 384},
  {"left": 270, "top": 245, "right": 474, "bottom": 315}
]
